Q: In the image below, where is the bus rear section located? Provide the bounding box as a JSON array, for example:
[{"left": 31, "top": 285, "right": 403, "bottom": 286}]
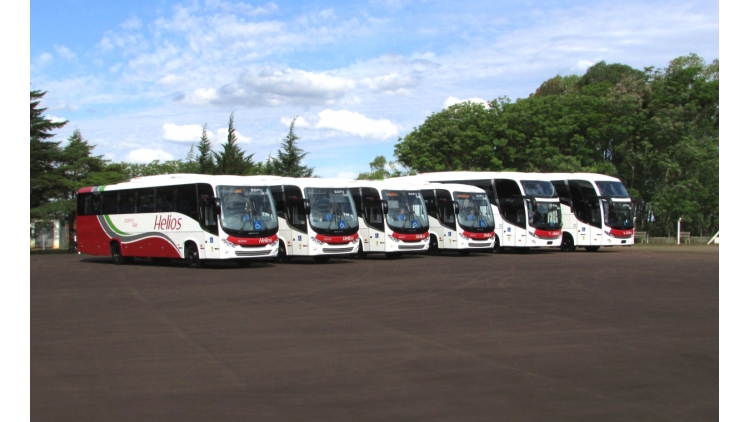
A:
[
  {"left": 76, "top": 174, "right": 279, "bottom": 267},
  {"left": 349, "top": 180, "right": 430, "bottom": 258},
  {"left": 395, "top": 171, "right": 563, "bottom": 252},
  {"left": 417, "top": 182, "right": 495, "bottom": 255},
  {"left": 269, "top": 178, "right": 360, "bottom": 263},
  {"left": 545, "top": 173, "right": 636, "bottom": 252}
]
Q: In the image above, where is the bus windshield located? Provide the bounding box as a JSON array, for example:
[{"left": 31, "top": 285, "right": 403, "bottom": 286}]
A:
[
  {"left": 383, "top": 189, "right": 429, "bottom": 232},
  {"left": 217, "top": 185, "right": 278, "bottom": 234},
  {"left": 306, "top": 188, "right": 359, "bottom": 234},
  {"left": 603, "top": 201, "right": 635, "bottom": 230},
  {"left": 527, "top": 201, "right": 562, "bottom": 231},
  {"left": 596, "top": 181, "right": 629, "bottom": 198},
  {"left": 521, "top": 180, "right": 556, "bottom": 197},
  {"left": 454, "top": 192, "right": 495, "bottom": 232}
]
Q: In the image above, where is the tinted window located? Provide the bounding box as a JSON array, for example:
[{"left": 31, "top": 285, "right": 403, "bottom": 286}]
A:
[
  {"left": 102, "top": 191, "right": 118, "bottom": 214},
  {"left": 118, "top": 190, "right": 136, "bottom": 214},
  {"left": 176, "top": 184, "right": 198, "bottom": 220},
  {"left": 155, "top": 187, "right": 176, "bottom": 212},
  {"left": 136, "top": 188, "right": 156, "bottom": 213}
]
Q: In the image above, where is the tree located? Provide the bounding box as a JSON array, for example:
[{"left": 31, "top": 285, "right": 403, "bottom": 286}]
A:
[
  {"left": 356, "top": 155, "right": 413, "bottom": 180},
  {"left": 196, "top": 124, "right": 215, "bottom": 174},
  {"left": 213, "top": 112, "right": 256, "bottom": 175},
  {"left": 30, "top": 90, "right": 67, "bottom": 212},
  {"left": 269, "top": 117, "right": 314, "bottom": 177},
  {"left": 394, "top": 101, "right": 501, "bottom": 172}
]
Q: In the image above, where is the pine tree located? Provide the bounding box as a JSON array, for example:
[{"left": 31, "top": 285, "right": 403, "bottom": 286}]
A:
[
  {"left": 197, "top": 123, "right": 215, "bottom": 174},
  {"left": 273, "top": 117, "right": 314, "bottom": 177},
  {"left": 213, "top": 113, "right": 255, "bottom": 175},
  {"left": 30, "top": 90, "right": 67, "bottom": 211}
]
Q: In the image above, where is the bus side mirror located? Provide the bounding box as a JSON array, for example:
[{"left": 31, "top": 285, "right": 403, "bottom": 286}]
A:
[
  {"left": 213, "top": 198, "right": 221, "bottom": 214},
  {"left": 381, "top": 199, "right": 389, "bottom": 214},
  {"left": 530, "top": 198, "right": 537, "bottom": 212},
  {"left": 302, "top": 199, "right": 311, "bottom": 214},
  {"left": 453, "top": 201, "right": 460, "bottom": 214}
]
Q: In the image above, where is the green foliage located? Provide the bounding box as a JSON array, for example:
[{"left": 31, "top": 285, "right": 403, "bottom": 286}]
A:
[
  {"left": 213, "top": 112, "right": 256, "bottom": 175},
  {"left": 267, "top": 117, "right": 314, "bottom": 177},
  {"left": 30, "top": 90, "right": 67, "bottom": 210},
  {"left": 393, "top": 54, "right": 719, "bottom": 237},
  {"left": 196, "top": 124, "right": 216, "bottom": 174},
  {"left": 357, "top": 155, "right": 414, "bottom": 180}
]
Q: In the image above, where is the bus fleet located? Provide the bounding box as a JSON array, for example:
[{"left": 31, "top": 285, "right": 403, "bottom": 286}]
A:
[{"left": 76, "top": 171, "right": 637, "bottom": 267}]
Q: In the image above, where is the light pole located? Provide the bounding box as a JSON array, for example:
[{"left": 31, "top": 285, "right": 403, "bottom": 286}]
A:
[{"left": 677, "top": 217, "right": 682, "bottom": 245}]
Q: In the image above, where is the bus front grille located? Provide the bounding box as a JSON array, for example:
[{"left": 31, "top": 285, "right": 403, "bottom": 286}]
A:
[
  {"left": 398, "top": 244, "right": 426, "bottom": 250},
  {"left": 235, "top": 250, "right": 272, "bottom": 256},
  {"left": 322, "top": 247, "right": 355, "bottom": 254},
  {"left": 469, "top": 242, "right": 492, "bottom": 248}
]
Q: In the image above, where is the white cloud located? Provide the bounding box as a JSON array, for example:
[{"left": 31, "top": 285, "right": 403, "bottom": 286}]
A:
[
  {"left": 443, "top": 96, "right": 489, "bottom": 108},
  {"left": 362, "top": 72, "right": 420, "bottom": 94},
  {"left": 216, "top": 128, "right": 251, "bottom": 144},
  {"left": 46, "top": 115, "right": 68, "bottom": 123},
  {"left": 121, "top": 17, "right": 142, "bottom": 30},
  {"left": 53, "top": 45, "right": 76, "bottom": 60},
  {"left": 572, "top": 60, "right": 595, "bottom": 73},
  {"left": 38, "top": 53, "right": 53, "bottom": 64},
  {"left": 315, "top": 110, "right": 398, "bottom": 139},
  {"left": 163, "top": 123, "right": 212, "bottom": 142},
  {"left": 126, "top": 148, "right": 175, "bottom": 163}
]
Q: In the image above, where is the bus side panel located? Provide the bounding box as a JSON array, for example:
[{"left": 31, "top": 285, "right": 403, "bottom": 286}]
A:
[
  {"left": 77, "top": 215, "right": 111, "bottom": 256},
  {"left": 121, "top": 237, "right": 183, "bottom": 259}
]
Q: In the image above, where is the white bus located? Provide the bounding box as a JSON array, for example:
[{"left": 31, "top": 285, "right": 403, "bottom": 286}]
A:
[
  {"left": 268, "top": 177, "right": 360, "bottom": 263},
  {"left": 396, "top": 172, "right": 563, "bottom": 252},
  {"left": 541, "top": 173, "right": 635, "bottom": 252},
  {"left": 76, "top": 174, "right": 280, "bottom": 267},
  {"left": 404, "top": 181, "right": 496, "bottom": 255},
  {"left": 347, "top": 180, "right": 431, "bottom": 258}
]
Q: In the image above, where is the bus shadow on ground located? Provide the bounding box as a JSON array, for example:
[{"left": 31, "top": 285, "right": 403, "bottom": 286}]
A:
[{"left": 79, "top": 256, "right": 278, "bottom": 269}]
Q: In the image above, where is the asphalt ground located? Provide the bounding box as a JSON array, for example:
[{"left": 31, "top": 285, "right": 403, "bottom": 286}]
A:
[{"left": 30, "top": 245, "right": 719, "bottom": 422}]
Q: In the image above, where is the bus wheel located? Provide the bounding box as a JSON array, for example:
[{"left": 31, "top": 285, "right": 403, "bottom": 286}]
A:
[
  {"left": 585, "top": 246, "right": 600, "bottom": 252},
  {"left": 111, "top": 243, "right": 124, "bottom": 265},
  {"left": 186, "top": 243, "right": 202, "bottom": 269},
  {"left": 493, "top": 236, "right": 503, "bottom": 254},
  {"left": 429, "top": 235, "right": 441, "bottom": 256},
  {"left": 385, "top": 252, "right": 402, "bottom": 259},
  {"left": 276, "top": 243, "right": 290, "bottom": 263},
  {"left": 458, "top": 250, "right": 471, "bottom": 256},
  {"left": 355, "top": 241, "right": 366, "bottom": 259},
  {"left": 313, "top": 256, "right": 330, "bottom": 263},
  {"left": 560, "top": 233, "right": 576, "bottom": 252}
]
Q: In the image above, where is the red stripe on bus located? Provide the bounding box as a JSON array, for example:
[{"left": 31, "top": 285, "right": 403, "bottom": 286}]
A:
[
  {"left": 608, "top": 228, "right": 634, "bottom": 238},
  {"left": 391, "top": 232, "right": 429, "bottom": 242},
  {"left": 462, "top": 231, "right": 495, "bottom": 239},
  {"left": 314, "top": 233, "right": 359, "bottom": 244},
  {"left": 226, "top": 235, "right": 278, "bottom": 246},
  {"left": 531, "top": 229, "right": 562, "bottom": 239}
]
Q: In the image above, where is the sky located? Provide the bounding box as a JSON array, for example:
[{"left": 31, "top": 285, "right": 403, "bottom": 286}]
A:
[{"left": 28, "top": 0, "right": 719, "bottom": 179}]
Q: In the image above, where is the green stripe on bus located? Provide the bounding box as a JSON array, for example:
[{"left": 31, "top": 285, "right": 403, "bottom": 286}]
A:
[{"left": 104, "top": 215, "right": 130, "bottom": 236}]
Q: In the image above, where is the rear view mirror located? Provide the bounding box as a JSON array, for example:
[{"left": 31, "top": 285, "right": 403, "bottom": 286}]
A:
[
  {"left": 212, "top": 197, "right": 221, "bottom": 214},
  {"left": 381, "top": 199, "right": 389, "bottom": 214},
  {"left": 453, "top": 201, "right": 460, "bottom": 214},
  {"left": 302, "top": 199, "right": 311, "bottom": 214}
]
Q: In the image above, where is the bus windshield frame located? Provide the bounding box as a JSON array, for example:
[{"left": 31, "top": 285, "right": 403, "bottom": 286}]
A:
[
  {"left": 217, "top": 185, "right": 278, "bottom": 237},
  {"left": 454, "top": 191, "right": 495, "bottom": 233},
  {"left": 305, "top": 187, "right": 359, "bottom": 236},
  {"left": 603, "top": 200, "right": 635, "bottom": 230},
  {"left": 527, "top": 200, "right": 563, "bottom": 231},
  {"left": 382, "top": 189, "right": 430, "bottom": 233}
]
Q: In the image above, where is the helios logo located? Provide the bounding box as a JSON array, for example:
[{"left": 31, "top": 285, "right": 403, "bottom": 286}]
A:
[{"left": 154, "top": 214, "right": 182, "bottom": 230}]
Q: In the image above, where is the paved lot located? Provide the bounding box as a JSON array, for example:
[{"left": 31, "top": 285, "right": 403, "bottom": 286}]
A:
[{"left": 31, "top": 245, "right": 718, "bottom": 422}]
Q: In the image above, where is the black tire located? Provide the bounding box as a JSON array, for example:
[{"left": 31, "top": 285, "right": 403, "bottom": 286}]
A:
[
  {"left": 111, "top": 243, "right": 124, "bottom": 265},
  {"left": 236, "top": 259, "right": 252, "bottom": 268},
  {"left": 355, "top": 241, "right": 366, "bottom": 259},
  {"left": 185, "top": 243, "right": 202, "bottom": 269},
  {"left": 560, "top": 233, "right": 576, "bottom": 252},
  {"left": 313, "top": 256, "right": 330, "bottom": 263},
  {"left": 585, "top": 246, "right": 601, "bottom": 252},
  {"left": 493, "top": 235, "right": 503, "bottom": 254},
  {"left": 429, "top": 235, "right": 441, "bottom": 256},
  {"left": 458, "top": 250, "right": 471, "bottom": 256},
  {"left": 385, "top": 252, "right": 403, "bottom": 259},
  {"left": 276, "top": 243, "right": 290, "bottom": 263}
]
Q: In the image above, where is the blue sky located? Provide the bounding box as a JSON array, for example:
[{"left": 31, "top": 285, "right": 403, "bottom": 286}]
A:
[{"left": 29, "top": 0, "right": 719, "bottom": 178}]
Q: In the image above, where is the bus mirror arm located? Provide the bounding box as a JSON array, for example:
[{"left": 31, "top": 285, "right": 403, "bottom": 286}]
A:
[{"left": 559, "top": 197, "right": 573, "bottom": 207}]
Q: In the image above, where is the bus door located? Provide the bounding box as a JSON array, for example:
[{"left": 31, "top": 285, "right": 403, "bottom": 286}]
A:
[
  {"left": 495, "top": 179, "right": 527, "bottom": 247},
  {"left": 198, "top": 184, "right": 221, "bottom": 259},
  {"left": 568, "top": 180, "right": 602, "bottom": 247},
  {"left": 436, "top": 189, "right": 457, "bottom": 249},
  {"left": 362, "top": 188, "right": 385, "bottom": 252},
  {"left": 284, "top": 185, "right": 308, "bottom": 256}
]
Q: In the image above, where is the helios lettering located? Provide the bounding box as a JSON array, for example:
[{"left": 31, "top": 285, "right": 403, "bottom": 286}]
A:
[{"left": 154, "top": 215, "right": 183, "bottom": 230}]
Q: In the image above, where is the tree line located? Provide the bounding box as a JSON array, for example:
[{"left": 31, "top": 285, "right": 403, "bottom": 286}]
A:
[
  {"left": 384, "top": 53, "right": 719, "bottom": 237},
  {"left": 30, "top": 92, "right": 313, "bottom": 230}
]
